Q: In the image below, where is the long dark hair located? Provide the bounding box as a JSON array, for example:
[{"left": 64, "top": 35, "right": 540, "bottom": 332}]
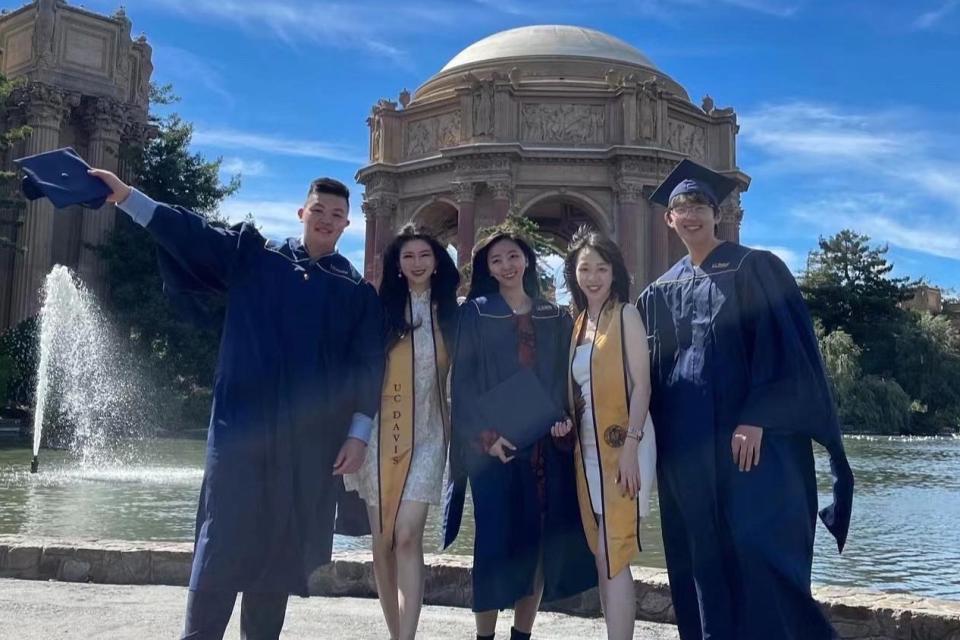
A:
[
  {"left": 467, "top": 232, "right": 541, "bottom": 301},
  {"left": 563, "top": 226, "right": 631, "bottom": 315},
  {"left": 379, "top": 224, "right": 460, "bottom": 350}
]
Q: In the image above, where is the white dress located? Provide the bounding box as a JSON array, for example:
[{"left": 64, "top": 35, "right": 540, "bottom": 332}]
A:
[
  {"left": 345, "top": 289, "right": 446, "bottom": 506},
  {"left": 572, "top": 343, "right": 657, "bottom": 517}
]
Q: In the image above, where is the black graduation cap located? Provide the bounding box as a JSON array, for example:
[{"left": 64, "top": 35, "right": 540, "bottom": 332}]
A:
[
  {"left": 13, "top": 147, "right": 113, "bottom": 209},
  {"left": 650, "top": 158, "right": 738, "bottom": 208},
  {"left": 479, "top": 367, "right": 564, "bottom": 453}
]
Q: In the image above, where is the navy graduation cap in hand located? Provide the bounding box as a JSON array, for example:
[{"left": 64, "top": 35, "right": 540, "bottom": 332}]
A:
[{"left": 14, "top": 147, "right": 113, "bottom": 209}]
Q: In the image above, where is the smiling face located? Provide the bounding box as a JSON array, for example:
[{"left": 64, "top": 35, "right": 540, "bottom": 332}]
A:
[
  {"left": 398, "top": 238, "right": 436, "bottom": 290},
  {"left": 664, "top": 192, "right": 719, "bottom": 247},
  {"left": 575, "top": 247, "right": 613, "bottom": 308},
  {"left": 486, "top": 238, "right": 528, "bottom": 293},
  {"left": 298, "top": 191, "right": 349, "bottom": 257}
]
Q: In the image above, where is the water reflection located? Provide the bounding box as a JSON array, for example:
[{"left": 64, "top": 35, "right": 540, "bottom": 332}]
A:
[{"left": 1, "top": 435, "right": 958, "bottom": 599}]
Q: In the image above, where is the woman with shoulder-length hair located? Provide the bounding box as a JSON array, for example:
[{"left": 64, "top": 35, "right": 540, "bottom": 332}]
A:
[
  {"left": 553, "top": 227, "right": 657, "bottom": 640},
  {"left": 345, "top": 223, "right": 459, "bottom": 640},
  {"left": 444, "top": 230, "right": 596, "bottom": 640}
]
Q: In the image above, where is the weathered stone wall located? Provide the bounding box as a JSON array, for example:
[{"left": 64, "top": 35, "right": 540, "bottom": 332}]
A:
[{"left": 2, "top": 536, "right": 958, "bottom": 640}]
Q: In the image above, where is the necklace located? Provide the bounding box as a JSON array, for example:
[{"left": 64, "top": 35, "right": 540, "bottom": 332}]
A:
[{"left": 505, "top": 292, "right": 531, "bottom": 315}]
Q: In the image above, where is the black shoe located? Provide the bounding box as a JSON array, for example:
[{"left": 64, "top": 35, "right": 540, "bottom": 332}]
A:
[{"left": 509, "top": 628, "right": 531, "bottom": 640}]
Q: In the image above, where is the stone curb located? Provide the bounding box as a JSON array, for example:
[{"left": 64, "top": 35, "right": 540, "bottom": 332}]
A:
[{"left": 2, "top": 536, "right": 958, "bottom": 639}]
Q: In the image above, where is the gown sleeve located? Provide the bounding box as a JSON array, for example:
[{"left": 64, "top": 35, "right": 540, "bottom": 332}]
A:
[
  {"left": 442, "top": 302, "right": 484, "bottom": 548},
  {"left": 736, "top": 250, "right": 854, "bottom": 551},
  {"left": 346, "top": 281, "right": 386, "bottom": 425},
  {"left": 451, "top": 301, "right": 486, "bottom": 450},
  {"left": 146, "top": 203, "right": 258, "bottom": 294}
]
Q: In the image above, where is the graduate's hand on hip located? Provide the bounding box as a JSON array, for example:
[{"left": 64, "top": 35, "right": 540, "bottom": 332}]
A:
[
  {"left": 488, "top": 436, "right": 516, "bottom": 464},
  {"left": 333, "top": 437, "right": 367, "bottom": 475},
  {"left": 87, "top": 169, "right": 132, "bottom": 204},
  {"left": 731, "top": 425, "right": 763, "bottom": 472},
  {"left": 617, "top": 442, "right": 641, "bottom": 497},
  {"left": 550, "top": 418, "right": 573, "bottom": 438}
]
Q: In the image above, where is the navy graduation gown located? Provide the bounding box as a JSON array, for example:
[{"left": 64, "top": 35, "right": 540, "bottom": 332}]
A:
[
  {"left": 143, "top": 202, "right": 385, "bottom": 595},
  {"left": 443, "top": 294, "right": 597, "bottom": 612},
  {"left": 639, "top": 242, "right": 853, "bottom": 640}
]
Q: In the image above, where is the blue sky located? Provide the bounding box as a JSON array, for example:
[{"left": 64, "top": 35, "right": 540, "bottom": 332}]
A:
[{"left": 43, "top": 0, "right": 960, "bottom": 291}]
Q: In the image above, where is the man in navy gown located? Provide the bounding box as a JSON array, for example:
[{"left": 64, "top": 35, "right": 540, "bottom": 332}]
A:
[
  {"left": 90, "top": 168, "right": 385, "bottom": 640},
  {"left": 638, "top": 160, "right": 854, "bottom": 640}
]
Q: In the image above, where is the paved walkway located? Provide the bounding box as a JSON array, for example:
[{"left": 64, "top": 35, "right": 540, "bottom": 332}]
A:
[{"left": 0, "top": 578, "right": 680, "bottom": 639}]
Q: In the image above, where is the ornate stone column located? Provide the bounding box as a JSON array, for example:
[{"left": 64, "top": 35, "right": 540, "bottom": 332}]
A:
[
  {"left": 454, "top": 181, "right": 477, "bottom": 270},
  {"left": 361, "top": 201, "right": 378, "bottom": 283},
  {"left": 118, "top": 117, "right": 152, "bottom": 184},
  {"left": 360, "top": 173, "right": 399, "bottom": 284},
  {"left": 719, "top": 192, "right": 743, "bottom": 244},
  {"left": 363, "top": 194, "right": 397, "bottom": 286},
  {"left": 489, "top": 179, "right": 512, "bottom": 224},
  {"left": 10, "top": 83, "right": 71, "bottom": 324},
  {"left": 650, "top": 201, "right": 671, "bottom": 280},
  {"left": 78, "top": 97, "right": 126, "bottom": 297},
  {"left": 615, "top": 180, "right": 649, "bottom": 294}
]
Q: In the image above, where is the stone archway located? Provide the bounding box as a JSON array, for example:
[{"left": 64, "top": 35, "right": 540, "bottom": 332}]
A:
[
  {"left": 517, "top": 192, "right": 610, "bottom": 301},
  {"left": 411, "top": 199, "right": 459, "bottom": 246},
  {"left": 520, "top": 191, "right": 609, "bottom": 253}
]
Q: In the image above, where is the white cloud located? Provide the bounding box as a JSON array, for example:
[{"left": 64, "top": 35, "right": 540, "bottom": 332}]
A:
[
  {"left": 740, "top": 101, "right": 960, "bottom": 261},
  {"left": 220, "top": 158, "right": 269, "bottom": 177},
  {"left": 913, "top": 0, "right": 960, "bottom": 30},
  {"left": 791, "top": 193, "right": 960, "bottom": 262},
  {"left": 192, "top": 127, "right": 365, "bottom": 164},
  {"left": 739, "top": 102, "right": 914, "bottom": 161},
  {"left": 713, "top": 0, "right": 799, "bottom": 17},
  {"left": 902, "top": 165, "right": 960, "bottom": 203}
]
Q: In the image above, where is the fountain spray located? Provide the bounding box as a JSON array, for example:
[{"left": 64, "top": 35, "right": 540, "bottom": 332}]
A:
[{"left": 28, "top": 265, "right": 159, "bottom": 472}]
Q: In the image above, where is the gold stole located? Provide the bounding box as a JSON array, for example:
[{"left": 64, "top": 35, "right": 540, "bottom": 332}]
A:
[
  {"left": 568, "top": 300, "right": 641, "bottom": 579},
  {"left": 377, "top": 303, "right": 449, "bottom": 547}
]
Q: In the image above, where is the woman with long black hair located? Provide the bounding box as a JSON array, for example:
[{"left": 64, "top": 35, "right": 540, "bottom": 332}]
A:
[
  {"left": 444, "top": 231, "right": 595, "bottom": 640},
  {"left": 345, "top": 224, "right": 459, "bottom": 640}
]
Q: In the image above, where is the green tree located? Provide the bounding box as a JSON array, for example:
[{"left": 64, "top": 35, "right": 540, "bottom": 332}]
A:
[
  {"left": 818, "top": 326, "right": 862, "bottom": 390},
  {"left": 0, "top": 318, "right": 38, "bottom": 412},
  {"left": 801, "top": 230, "right": 912, "bottom": 335},
  {"left": 801, "top": 229, "right": 916, "bottom": 379},
  {"left": 96, "top": 87, "right": 239, "bottom": 428},
  {"left": 839, "top": 375, "right": 912, "bottom": 435},
  {"left": 816, "top": 327, "right": 911, "bottom": 433},
  {"left": 892, "top": 313, "right": 960, "bottom": 434},
  {"left": 802, "top": 231, "right": 960, "bottom": 435}
]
